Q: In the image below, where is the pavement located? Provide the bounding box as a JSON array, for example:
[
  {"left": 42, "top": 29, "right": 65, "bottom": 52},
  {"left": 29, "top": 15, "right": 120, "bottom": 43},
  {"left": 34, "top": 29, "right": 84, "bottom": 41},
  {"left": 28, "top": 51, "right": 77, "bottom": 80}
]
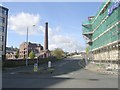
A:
[
  {"left": 85, "top": 62, "right": 118, "bottom": 75},
  {"left": 2, "top": 56, "right": 118, "bottom": 88},
  {"left": 70, "top": 55, "right": 119, "bottom": 75},
  {"left": 3, "top": 58, "right": 118, "bottom": 76}
]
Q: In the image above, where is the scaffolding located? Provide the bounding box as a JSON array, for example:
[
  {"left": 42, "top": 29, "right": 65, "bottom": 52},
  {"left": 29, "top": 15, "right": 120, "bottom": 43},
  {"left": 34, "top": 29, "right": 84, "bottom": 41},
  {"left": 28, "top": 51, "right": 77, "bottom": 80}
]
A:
[
  {"left": 82, "top": 1, "right": 120, "bottom": 65},
  {"left": 82, "top": 1, "right": 120, "bottom": 50}
]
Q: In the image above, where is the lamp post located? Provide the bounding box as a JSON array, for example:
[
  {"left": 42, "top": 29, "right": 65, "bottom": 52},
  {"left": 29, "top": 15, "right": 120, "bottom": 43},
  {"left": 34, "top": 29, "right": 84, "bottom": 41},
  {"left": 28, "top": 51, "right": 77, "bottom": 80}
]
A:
[
  {"left": 26, "top": 25, "right": 36, "bottom": 66},
  {"left": 26, "top": 27, "right": 28, "bottom": 66}
]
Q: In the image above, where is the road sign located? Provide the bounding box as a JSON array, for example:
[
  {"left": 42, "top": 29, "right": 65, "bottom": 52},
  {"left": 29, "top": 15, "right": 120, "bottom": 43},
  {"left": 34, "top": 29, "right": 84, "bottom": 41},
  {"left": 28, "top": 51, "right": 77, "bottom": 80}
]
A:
[{"left": 34, "top": 63, "right": 38, "bottom": 72}]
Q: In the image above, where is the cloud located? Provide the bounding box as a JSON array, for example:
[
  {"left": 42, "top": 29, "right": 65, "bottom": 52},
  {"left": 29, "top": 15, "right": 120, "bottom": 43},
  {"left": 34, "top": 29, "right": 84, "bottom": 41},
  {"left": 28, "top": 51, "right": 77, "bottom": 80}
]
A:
[
  {"left": 8, "top": 12, "right": 85, "bottom": 52},
  {"left": 48, "top": 27, "right": 85, "bottom": 52},
  {"left": 8, "top": 12, "right": 43, "bottom": 35}
]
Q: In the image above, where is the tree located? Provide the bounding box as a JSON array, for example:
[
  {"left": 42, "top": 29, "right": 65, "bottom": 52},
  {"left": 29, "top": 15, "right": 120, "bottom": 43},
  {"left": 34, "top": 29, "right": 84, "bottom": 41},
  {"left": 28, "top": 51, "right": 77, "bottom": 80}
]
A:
[
  {"left": 15, "top": 50, "right": 19, "bottom": 59},
  {"left": 29, "top": 51, "right": 35, "bottom": 59},
  {"left": 51, "top": 48, "right": 65, "bottom": 59}
]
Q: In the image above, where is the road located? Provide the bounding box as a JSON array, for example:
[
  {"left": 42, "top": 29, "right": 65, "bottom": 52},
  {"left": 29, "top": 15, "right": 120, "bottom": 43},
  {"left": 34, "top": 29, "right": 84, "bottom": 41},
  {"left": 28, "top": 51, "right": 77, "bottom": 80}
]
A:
[{"left": 2, "top": 56, "right": 118, "bottom": 88}]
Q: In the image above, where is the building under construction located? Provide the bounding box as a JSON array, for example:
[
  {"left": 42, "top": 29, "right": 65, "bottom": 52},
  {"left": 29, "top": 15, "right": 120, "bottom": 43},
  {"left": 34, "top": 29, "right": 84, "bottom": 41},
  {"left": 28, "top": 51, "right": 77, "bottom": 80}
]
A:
[{"left": 82, "top": 0, "right": 120, "bottom": 64}]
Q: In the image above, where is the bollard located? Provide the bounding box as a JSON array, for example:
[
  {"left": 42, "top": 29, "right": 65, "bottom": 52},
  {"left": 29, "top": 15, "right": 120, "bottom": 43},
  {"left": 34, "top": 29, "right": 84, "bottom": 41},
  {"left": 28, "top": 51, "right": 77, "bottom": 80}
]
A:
[{"left": 48, "top": 61, "right": 51, "bottom": 68}]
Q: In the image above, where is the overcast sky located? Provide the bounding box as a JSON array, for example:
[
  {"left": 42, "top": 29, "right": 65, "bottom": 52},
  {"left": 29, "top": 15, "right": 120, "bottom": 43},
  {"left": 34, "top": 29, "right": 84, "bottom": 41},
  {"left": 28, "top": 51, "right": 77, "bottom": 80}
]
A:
[{"left": 2, "top": 2, "right": 101, "bottom": 52}]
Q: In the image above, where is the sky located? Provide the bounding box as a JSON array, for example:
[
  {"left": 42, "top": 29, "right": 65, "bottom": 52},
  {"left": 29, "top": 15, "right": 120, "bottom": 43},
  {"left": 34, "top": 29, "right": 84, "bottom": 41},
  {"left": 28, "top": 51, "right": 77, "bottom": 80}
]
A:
[{"left": 1, "top": 2, "right": 102, "bottom": 53}]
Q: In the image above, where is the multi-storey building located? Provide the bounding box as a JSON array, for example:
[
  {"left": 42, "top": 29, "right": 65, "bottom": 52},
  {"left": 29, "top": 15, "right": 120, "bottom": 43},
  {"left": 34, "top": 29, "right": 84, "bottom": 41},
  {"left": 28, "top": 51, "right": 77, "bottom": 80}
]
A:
[
  {"left": 0, "top": 6, "right": 9, "bottom": 61},
  {"left": 19, "top": 42, "right": 43, "bottom": 59},
  {"left": 82, "top": 1, "right": 120, "bottom": 64},
  {"left": 19, "top": 22, "right": 51, "bottom": 59}
]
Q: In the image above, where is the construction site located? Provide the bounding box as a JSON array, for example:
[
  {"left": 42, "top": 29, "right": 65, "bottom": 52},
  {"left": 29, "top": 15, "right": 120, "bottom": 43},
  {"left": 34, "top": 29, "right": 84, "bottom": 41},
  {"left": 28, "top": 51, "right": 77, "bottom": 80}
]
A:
[{"left": 82, "top": 1, "right": 120, "bottom": 66}]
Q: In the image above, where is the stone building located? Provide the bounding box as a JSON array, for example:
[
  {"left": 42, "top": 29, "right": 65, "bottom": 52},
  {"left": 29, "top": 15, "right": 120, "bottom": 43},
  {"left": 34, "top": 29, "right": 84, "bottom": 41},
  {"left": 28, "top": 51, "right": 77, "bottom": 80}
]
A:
[
  {"left": 19, "top": 42, "right": 43, "bottom": 59},
  {"left": 6, "top": 47, "right": 18, "bottom": 59},
  {"left": 6, "top": 51, "right": 17, "bottom": 59}
]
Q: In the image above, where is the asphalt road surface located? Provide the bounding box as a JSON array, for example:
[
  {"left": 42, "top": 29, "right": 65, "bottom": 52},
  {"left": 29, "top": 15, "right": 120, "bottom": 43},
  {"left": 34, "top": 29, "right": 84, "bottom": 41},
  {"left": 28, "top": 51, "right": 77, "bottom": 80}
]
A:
[{"left": 2, "top": 57, "right": 118, "bottom": 88}]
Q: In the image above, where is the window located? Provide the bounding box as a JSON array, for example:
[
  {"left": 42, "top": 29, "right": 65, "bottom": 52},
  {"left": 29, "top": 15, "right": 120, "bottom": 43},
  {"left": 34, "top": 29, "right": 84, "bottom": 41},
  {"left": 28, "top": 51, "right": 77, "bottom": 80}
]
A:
[
  {"left": 0, "top": 36, "right": 4, "bottom": 41},
  {"left": 0, "top": 17, "right": 5, "bottom": 23},
  {"left": 0, "top": 45, "right": 2, "bottom": 51},
  {"left": 2, "top": 45, "right": 3, "bottom": 51},
  {"left": 0, "top": 54, "right": 2, "bottom": 61},
  {"left": 0, "top": 26, "right": 4, "bottom": 32},
  {"left": 0, "top": 36, "right": 2, "bottom": 41},
  {"left": 2, "top": 9, "right": 7, "bottom": 15},
  {"left": 0, "top": 47, "right": 2, "bottom": 51},
  {"left": 2, "top": 36, "right": 4, "bottom": 41}
]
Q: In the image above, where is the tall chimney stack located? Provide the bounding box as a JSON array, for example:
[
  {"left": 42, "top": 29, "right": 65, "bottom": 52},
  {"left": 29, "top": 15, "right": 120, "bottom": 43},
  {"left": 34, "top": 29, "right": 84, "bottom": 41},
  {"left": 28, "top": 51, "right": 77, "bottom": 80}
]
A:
[{"left": 44, "top": 22, "right": 48, "bottom": 50}]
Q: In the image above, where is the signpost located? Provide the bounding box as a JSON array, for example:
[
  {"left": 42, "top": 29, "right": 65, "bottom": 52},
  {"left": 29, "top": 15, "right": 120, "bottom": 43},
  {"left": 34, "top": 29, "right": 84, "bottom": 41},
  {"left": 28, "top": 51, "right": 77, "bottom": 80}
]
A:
[{"left": 34, "top": 63, "right": 38, "bottom": 72}]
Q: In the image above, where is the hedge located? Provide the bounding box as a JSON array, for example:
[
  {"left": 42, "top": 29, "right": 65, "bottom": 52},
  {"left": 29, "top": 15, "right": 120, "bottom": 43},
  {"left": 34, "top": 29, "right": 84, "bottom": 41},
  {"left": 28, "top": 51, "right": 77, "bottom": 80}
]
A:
[{"left": 3, "top": 56, "right": 57, "bottom": 68}]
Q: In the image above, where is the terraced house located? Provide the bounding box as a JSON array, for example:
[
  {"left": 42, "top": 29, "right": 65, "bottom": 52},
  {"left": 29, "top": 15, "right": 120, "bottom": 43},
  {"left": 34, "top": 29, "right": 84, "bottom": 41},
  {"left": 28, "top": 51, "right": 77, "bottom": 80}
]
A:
[{"left": 82, "top": 0, "right": 120, "bottom": 64}]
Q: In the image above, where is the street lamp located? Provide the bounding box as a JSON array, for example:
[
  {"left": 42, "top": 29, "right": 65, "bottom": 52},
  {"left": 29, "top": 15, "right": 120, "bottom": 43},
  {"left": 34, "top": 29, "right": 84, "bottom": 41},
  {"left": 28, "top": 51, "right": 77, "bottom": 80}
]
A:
[
  {"left": 26, "top": 25, "right": 36, "bottom": 66},
  {"left": 26, "top": 27, "right": 28, "bottom": 66}
]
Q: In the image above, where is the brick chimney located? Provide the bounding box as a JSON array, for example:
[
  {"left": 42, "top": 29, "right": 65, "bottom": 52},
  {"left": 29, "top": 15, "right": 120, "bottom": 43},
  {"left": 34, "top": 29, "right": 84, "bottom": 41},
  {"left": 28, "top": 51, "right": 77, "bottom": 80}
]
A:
[{"left": 44, "top": 22, "right": 48, "bottom": 50}]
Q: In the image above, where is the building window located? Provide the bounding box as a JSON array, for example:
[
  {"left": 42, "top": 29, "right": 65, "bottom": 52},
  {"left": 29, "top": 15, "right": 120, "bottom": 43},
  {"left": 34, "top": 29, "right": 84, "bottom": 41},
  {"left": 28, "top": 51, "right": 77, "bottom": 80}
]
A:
[
  {"left": 2, "top": 45, "right": 3, "bottom": 51},
  {"left": 2, "top": 36, "right": 4, "bottom": 41},
  {"left": 0, "top": 36, "right": 2, "bottom": 41},
  {"left": 0, "top": 17, "right": 5, "bottom": 23},
  {"left": 0, "top": 26, "right": 4, "bottom": 32},
  {"left": 0, "top": 36, "right": 4, "bottom": 41},
  {"left": 0, "top": 55, "right": 2, "bottom": 58},
  {"left": 0, "top": 47, "right": 2, "bottom": 51},
  {"left": 0, "top": 54, "right": 2, "bottom": 60},
  {"left": 2, "top": 9, "right": 7, "bottom": 15},
  {"left": 0, "top": 45, "right": 3, "bottom": 51}
]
